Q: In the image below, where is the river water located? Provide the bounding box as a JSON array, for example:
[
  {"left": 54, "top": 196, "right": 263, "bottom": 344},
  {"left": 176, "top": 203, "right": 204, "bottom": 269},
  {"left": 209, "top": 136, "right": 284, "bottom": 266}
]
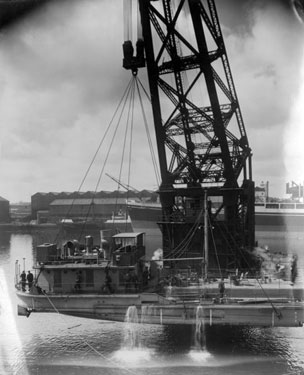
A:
[{"left": 0, "top": 227, "right": 304, "bottom": 375}]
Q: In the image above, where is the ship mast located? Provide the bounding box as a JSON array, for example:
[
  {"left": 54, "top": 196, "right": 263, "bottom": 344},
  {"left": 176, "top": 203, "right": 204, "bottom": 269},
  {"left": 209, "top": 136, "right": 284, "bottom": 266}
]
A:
[{"left": 123, "top": 0, "right": 255, "bottom": 273}]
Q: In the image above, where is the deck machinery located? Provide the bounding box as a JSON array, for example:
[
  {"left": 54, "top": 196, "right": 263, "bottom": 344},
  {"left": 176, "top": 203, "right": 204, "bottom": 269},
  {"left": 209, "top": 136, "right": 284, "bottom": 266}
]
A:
[{"left": 123, "top": 0, "right": 255, "bottom": 275}]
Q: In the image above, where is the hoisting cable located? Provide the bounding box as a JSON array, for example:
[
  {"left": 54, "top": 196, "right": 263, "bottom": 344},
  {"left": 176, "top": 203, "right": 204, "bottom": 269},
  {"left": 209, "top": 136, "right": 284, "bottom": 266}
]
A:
[
  {"left": 136, "top": 76, "right": 151, "bottom": 102},
  {"left": 172, "top": 221, "right": 201, "bottom": 258},
  {"left": 137, "top": 76, "right": 186, "bottom": 245},
  {"left": 165, "top": 218, "right": 201, "bottom": 259},
  {"left": 112, "top": 77, "right": 136, "bottom": 230},
  {"left": 135, "top": 76, "right": 161, "bottom": 186},
  {"left": 85, "top": 78, "right": 136, "bottom": 239},
  {"left": 79, "top": 79, "right": 136, "bottom": 240},
  {"left": 109, "top": 75, "right": 161, "bottom": 231},
  {"left": 130, "top": 76, "right": 207, "bottom": 258},
  {"left": 54, "top": 77, "right": 135, "bottom": 243},
  {"left": 125, "top": 78, "right": 136, "bottom": 232},
  {"left": 164, "top": 207, "right": 204, "bottom": 259},
  {"left": 137, "top": 76, "right": 198, "bottom": 252}
]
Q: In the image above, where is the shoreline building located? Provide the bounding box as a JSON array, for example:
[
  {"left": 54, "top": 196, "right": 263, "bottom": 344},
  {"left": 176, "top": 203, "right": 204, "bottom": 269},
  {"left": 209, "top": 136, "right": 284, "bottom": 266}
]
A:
[
  {"left": 31, "top": 191, "right": 143, "bottom": 223},
  {"left": 49, "top": 197, "right": 127, "bottom": 223},
  {"left": 0, "top": 196, "right": 10, "bottom": 223}
]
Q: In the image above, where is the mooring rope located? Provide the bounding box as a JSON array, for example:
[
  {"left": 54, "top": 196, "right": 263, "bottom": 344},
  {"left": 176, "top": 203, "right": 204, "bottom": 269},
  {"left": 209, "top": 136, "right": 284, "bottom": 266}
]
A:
[{"left": 40, "top": 290, "right": 140, "bottom": 374}]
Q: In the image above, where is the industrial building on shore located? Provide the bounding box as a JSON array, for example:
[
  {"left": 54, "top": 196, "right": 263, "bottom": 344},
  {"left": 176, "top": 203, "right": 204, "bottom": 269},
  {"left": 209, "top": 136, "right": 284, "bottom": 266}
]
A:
[
  {"left": 0, "top": 196, "right": 10, "bottom": 222},
  {"left": 31, "top": 190, "right": 157, "bottom": 224},
  {"left": 1, "top": 181, "right": 303, "bottom": 225}
]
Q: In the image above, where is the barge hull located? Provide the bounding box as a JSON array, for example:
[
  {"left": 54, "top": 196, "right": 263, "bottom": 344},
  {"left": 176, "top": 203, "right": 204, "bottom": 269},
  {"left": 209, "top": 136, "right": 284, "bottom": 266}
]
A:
[{"left": 16, "top": 292, "right": 304, "bottom": 327}]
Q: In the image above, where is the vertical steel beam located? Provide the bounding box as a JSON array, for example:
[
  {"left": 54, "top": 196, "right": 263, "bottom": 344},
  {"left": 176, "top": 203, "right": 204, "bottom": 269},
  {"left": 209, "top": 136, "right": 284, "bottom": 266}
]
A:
[
  {"left": 138, "top": 0, "right": 169, "bottom": 188},
  {"left": 188, "top": 0, "right": 236, "bottom": 188}
]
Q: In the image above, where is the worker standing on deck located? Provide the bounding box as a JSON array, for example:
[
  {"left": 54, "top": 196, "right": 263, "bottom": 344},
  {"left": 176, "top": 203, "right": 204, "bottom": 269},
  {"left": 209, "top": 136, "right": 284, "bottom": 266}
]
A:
[
  {"left": 27, "top": 271, "right": 34, "bottom": 291},
  {"left": 291, "top": 255, "right": 298, "bottom": 284},
  {"left": 20, "top": 271, "right": 26, "bottom": 292},
  {"left": 218, "top": 278, "right": 225, "bottom": 301},
  {"left": 104, "top": 265, "right": 113, "bottom": 294},
  {"left": 142, "top": 266, "right": 150, "bottom": 288},
  {"left": 131, "top": 271, "right": 139, "bottom": 292},
  {"left": 75, "top": 271, "right": 82, "bottom": 291},
  {"left": 125, "top": 271, "right": 132, "bottom": 293}
]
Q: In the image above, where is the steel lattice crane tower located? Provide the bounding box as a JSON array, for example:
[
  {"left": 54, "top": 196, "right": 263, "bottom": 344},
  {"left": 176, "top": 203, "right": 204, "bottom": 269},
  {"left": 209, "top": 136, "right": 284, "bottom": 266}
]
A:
[{"left": 123, "top": 0, "right": 255, "bottom": 273}]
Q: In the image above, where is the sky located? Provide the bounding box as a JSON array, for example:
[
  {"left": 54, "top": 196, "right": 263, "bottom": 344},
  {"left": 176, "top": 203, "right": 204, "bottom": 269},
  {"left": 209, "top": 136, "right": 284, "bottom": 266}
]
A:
[{"left": 0, "top": 0, "right": 304, "bottom": 202}]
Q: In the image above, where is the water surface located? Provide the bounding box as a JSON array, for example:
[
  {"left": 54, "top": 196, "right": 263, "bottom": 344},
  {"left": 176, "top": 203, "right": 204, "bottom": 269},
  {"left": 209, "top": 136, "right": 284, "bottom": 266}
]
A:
[{"left": 0, "top": 228, "right": 304, "bottom": 375}]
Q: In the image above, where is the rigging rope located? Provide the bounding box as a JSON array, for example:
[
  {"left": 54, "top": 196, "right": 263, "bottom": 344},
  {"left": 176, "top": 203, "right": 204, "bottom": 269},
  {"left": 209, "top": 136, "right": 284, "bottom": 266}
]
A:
[
  {"left": 53, "top": 77, "right": 135, "bottom": 243},
  {"left": 112, "top": 78, "right": 136, "bottom": 231},
  {"left": 53, "top": 73, "right": 162, "bottom": 244},
  {"left": 78, "top": 78, "right": 135, "bottom": 240},
  {"left": 135, "top": 77, "right": 161, "bottom": 186},
  {"left": 104, "top": 75, "right": 161, "bottom": 232},
  {"left": 164, "top": 207, "right": 204, "bottom": 259},
  {"left": 125, "top": 78, "right": 136, "bottom": 231}
]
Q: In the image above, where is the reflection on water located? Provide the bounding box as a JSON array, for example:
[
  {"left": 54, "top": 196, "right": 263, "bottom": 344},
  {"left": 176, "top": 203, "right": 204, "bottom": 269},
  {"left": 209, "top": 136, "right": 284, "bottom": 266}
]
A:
[
  {"left": 0, "top": 268, "right": 29, "bottom": 375},
  {"left": 0, "top": 228, "right": 304, "bottom": 374}
]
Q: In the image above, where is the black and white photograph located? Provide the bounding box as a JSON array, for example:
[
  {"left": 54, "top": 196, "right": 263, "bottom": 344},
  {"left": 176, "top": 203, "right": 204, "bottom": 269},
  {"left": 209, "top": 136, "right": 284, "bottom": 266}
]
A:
[{"left": 0, "top": 0, "right": 304, "bottom": 374}]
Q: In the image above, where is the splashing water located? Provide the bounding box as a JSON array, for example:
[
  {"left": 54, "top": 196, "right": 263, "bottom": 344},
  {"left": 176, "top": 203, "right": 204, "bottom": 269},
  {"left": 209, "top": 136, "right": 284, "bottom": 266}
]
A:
[
  {"left": 188, "top": 305, "right": 212, "bottom": 362},
  {"left": 125, "top": 305, "right": 139, "bottom": 324},
  {"left": 123, "top": 305, "right": 139, "bottom": 348},
  {"left": 188, "top": 349, "right": 212, "bottom": 362},
  {"left": 141, "top": 304, "right": 155, "bottom": 324},
  {"left": 194, "top": 305, "right": 206, "bottom": 350},
  {"left": 112, "top": 347, "right": 152, "bottom": 364},
  {"left": 112, "top": 305, "right": 154, "bottom": 364}
]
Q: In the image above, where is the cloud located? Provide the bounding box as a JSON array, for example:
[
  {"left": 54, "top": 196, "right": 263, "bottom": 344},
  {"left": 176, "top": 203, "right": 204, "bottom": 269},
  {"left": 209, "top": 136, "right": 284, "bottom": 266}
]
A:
[
  {"left": 284, "top": 53, "right": 304, "bottom": 186},
  {"left": 0, "top": 0, "right": 303, "bottom": 202},
  {"left": 0, "top": 0, "right": 132, "bottom": 201},
  {"left": 220, "top": 1, "right": 304, "bottom": 195}
]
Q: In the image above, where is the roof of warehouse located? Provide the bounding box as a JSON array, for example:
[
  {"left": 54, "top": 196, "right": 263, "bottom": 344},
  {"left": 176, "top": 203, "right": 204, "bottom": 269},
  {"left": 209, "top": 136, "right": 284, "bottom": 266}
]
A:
[
  {"left": 113, "top": 232, "right": 144, "bottom": 238},
  {"left": 50, "top": 198, "right": 127, "bottom": 206}
]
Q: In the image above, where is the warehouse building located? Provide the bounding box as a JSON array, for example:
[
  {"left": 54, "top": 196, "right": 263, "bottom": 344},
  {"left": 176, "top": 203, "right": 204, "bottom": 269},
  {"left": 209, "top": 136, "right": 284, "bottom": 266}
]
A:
[
  {"left": 48, "top": 197, "right": 127, "bottom": 223},
  {"left": 31, "top": 191, "right": 139, "bottom": 220},
  {"left": 0, "top": 196, "right": 10, "bottom": 222},
  {"left": 31, "top": 190, "right": 155, "bottom": 223},
  {"left": 31, "top": 192, "right": 80, "bottom": 218}
]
